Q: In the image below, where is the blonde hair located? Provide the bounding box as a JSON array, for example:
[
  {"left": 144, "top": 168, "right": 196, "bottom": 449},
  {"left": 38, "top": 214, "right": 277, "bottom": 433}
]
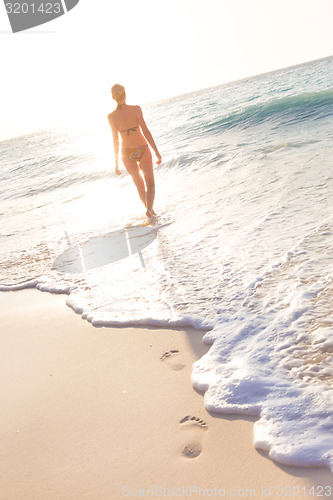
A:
[{"left": 111, "top": 83, "right": 125, "bottom": 103}]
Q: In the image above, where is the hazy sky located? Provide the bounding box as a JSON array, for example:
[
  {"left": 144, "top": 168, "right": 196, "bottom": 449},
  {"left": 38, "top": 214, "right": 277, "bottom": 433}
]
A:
[{"left": 1, "top": 0, "right": 332, "bottom": 140}]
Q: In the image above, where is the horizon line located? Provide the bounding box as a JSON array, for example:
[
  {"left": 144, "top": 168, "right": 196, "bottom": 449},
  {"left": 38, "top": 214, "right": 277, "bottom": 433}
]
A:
[{"left": 1, "top": 54, "right": 332, "bottom": 143}]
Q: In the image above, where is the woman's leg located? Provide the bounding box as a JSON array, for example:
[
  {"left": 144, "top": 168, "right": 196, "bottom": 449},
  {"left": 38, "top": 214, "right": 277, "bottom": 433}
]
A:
[
  {"left": 143, "top": 169, "right": 155, "bottom": 216},
  {"left": 139, "top": 147, "right": 155, "bottom": 216},
  {"left": 121, "top": 155, "right": 147, "bottom": 208},
  {"left": 130, "top": 170, "right": 147, "bottom": 207}
]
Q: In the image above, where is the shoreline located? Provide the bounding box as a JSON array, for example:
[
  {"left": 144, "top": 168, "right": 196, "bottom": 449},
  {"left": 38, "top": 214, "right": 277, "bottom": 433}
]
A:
[{"left": 1, "top": 289, "right": 332, "bottom": 499}]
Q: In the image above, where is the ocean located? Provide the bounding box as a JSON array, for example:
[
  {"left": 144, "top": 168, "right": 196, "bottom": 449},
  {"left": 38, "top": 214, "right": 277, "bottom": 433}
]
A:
[{"left": 1, "top": 56, "right": 333, "bottom": 471}]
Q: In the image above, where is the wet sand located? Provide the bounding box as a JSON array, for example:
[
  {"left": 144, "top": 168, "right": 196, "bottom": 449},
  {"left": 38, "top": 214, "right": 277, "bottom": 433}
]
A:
[{"left": 1, "top": 289, "right": 332, "bottom": 499}]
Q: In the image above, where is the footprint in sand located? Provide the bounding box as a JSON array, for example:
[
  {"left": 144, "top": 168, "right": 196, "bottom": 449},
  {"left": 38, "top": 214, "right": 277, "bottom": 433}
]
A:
[
  {"left": 160, "top": 350, "right": 185, "bottom": 371},
  {"left": 179, "top": 415, "right": 208, "bottom": 458}
]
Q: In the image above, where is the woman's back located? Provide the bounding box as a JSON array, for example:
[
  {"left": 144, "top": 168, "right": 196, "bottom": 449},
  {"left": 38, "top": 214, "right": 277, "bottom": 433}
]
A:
[{"left": 110, "top": 104, "right": 147, "bottom": 148}]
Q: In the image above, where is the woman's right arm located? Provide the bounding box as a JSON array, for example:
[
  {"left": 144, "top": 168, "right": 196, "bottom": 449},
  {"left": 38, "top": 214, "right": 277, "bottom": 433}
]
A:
[
  {"left": 108, "top": 114, "right": 121, "bottom": 175},
  {"left": 137, "top": 107, "right": 162, "bottom": 164}
]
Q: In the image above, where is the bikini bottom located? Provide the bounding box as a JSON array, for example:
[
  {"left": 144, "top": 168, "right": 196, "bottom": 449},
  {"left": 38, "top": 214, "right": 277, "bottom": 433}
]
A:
[{"left": 123, "top": 145, "right": 148, "bottom": 162}]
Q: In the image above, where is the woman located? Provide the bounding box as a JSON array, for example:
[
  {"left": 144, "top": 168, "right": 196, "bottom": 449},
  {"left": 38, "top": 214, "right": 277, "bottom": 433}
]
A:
[{"left": 108, "top": 84, "right": 162, "bottom": 217}]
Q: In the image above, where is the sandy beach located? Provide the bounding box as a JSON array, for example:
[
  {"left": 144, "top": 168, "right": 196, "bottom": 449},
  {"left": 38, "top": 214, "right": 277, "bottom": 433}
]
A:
[{"left": 1, "top": 289, "right": 332, "bottom": 499}]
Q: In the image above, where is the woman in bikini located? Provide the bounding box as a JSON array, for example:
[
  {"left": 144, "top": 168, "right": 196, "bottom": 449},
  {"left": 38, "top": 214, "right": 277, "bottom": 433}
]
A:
[{"left": 108, "top": 84, "right": 162, "bottom": 217}]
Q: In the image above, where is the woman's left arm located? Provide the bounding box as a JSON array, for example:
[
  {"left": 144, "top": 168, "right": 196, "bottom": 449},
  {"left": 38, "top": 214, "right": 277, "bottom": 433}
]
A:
[{"left": 137, "top": 107, "right": 162, "bottom": 164}]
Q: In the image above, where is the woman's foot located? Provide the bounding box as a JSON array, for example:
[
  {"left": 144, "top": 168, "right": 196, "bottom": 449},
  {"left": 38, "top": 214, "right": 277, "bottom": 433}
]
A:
[{"left": 146, "top": 209, "right": 156, "bottom": 217}]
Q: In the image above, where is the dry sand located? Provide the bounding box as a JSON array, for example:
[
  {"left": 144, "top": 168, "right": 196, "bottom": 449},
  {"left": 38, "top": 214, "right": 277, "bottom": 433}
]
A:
[{"left": 1, "top": 289, "right": 332, "bottom": 499}]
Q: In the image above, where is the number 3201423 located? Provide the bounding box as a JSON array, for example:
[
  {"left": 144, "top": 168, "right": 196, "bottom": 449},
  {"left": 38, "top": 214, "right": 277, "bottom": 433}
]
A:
[{"left": 5, "top": 3, "right": 62, "bottom": 14}]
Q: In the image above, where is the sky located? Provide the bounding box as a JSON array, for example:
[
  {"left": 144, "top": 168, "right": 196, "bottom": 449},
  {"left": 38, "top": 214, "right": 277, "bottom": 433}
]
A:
[{"left": 1, "top": 0, "right": 333, "bottom": 141}]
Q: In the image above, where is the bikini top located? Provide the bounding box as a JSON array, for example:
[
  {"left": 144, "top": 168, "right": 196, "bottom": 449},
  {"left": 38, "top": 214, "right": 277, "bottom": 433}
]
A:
[
  {"left": 119, "top": 126, "right": 139, "bottom": 136},
  {"left": 116, "top": 104, "right": 139, "bottom": 135}
]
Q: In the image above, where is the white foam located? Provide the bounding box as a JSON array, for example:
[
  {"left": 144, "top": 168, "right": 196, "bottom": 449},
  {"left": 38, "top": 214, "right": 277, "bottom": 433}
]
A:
[{"left": 0, "top": 279, "right": 39, "bottom": 291}]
